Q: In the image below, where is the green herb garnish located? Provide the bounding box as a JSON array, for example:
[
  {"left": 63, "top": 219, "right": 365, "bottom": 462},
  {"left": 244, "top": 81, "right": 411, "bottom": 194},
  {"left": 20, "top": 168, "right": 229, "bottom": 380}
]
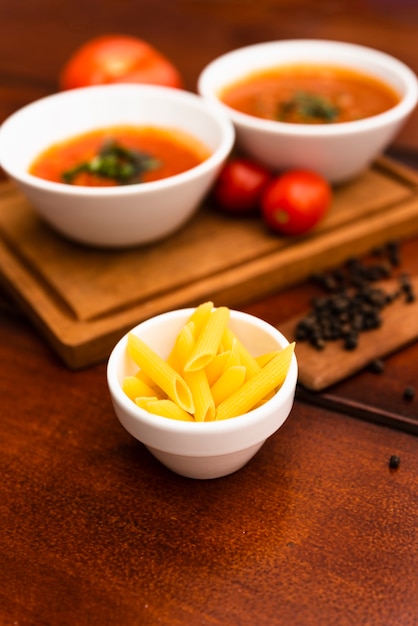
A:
[
  {"left": 62, "top": 140, "right": 160, "bottom": 185},
  {"left": 277, "top": 91, "right": 339, "bottom": 123}
]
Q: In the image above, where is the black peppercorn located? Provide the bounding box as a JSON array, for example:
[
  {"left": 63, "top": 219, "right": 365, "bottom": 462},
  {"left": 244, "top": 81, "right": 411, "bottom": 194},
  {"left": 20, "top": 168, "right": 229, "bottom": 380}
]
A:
[
  {"left": 344, "top": 332, "right": 358, "bottom": 350},
  {"left": 387, "top": 240, "right": 400, "bottom": 267},
  {"left": 389, "top": 455, "right": 401, "bottom": 469},
  {"left": 369, "top": 358, "right": 385, "bottom": 374},
  {"left": 297, "top": 241, "right": 409, "bottom": 351},
  {"left": 403, "top": 386, "right": 415, "bottom": 401}
]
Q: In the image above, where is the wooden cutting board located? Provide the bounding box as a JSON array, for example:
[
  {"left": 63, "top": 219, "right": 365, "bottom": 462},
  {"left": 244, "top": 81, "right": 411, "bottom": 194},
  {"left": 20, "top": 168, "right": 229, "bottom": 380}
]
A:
[
  {"left": 1, "top": 156, "right": 418, "bottom": 369},
  {"left": 280, "top": 276, "right": 418, "bottom": 391}
]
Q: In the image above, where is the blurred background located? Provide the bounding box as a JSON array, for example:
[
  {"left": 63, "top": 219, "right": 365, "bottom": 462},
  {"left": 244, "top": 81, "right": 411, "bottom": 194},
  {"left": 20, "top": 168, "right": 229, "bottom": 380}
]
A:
[{"left": 1, "top": 0, "right": 418, "bottom": 154}]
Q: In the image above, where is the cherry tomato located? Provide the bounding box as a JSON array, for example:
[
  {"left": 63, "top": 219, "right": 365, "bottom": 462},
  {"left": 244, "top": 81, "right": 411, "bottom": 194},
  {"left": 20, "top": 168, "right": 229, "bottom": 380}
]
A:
[
  {"left": 59, "top": 35, "right": 183, "bottom": 90},
  {"left": 261, "top": 170, "right": 331, "bottom": 235},
  {"left": 212, "top": 158, "right": 272, "bottom": 214}
]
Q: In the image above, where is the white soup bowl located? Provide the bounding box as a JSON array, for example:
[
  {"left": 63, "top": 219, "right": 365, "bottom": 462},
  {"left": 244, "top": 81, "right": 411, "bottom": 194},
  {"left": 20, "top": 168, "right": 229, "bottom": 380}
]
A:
[
  {"left": 0, "top": 84, "right": 235, "bottom": 247},
  {"left": 198, "top": 39, "right": 418, "bottom": 183}
]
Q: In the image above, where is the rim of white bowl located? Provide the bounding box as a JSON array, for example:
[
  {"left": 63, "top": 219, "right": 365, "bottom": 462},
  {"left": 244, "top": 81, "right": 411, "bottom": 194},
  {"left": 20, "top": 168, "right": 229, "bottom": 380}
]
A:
[
  {"left": 0, "top": 83, "right": 235, "bottom": 195},
  {"left": 107, "top": 308, "right": 298, "bottom": 436},
  {"left": 197, "top": 39, "right": 418, "bottom": 138}
]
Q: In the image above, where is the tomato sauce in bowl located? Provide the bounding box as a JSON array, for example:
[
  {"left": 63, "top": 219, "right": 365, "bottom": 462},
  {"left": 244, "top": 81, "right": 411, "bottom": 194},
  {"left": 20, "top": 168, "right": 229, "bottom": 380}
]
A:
[
  {"left": 29, "top": 125, "right": 211, "bottom": 186},
  {"left": 219, "top": 64, "right": 400, "bottom": 124}
]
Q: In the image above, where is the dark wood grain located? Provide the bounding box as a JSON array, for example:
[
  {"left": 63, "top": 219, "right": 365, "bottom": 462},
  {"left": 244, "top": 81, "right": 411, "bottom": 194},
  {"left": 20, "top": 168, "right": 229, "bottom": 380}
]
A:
[
  {"left": 1, "top": 157, "right": 417, "bottom": 369},
  {"left": 1, "top": 2, "right": 418, "bottom": 625},
  {"left": 1, "top": 307, "right": 418, "bottom": 626}
]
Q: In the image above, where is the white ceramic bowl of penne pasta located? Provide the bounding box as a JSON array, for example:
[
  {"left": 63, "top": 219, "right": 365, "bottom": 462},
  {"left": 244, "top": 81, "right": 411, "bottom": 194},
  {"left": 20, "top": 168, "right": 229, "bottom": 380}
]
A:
[
  {"left": 0, "top": 83, "right": 235, "bottom": 248},
  {"left": 107, "top": 303, "right": 298, "bottom": 479}
]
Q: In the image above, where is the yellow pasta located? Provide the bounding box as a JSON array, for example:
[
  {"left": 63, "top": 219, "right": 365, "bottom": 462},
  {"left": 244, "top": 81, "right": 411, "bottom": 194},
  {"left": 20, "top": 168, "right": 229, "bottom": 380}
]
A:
[
  {"left": 135, "top": 368, "right": 160, "bottom": 389},
  {"left": 255, "top": 350, "right": 282, "bottom": 367},
  {"left": 210, "top": 365, "right": 246, "bottom": 406},
  {"left": 167, "top": 321, "right": 195, "bottom": 371},
  {"left": 137, "top": 398, "right": 194, "bottom": 422},
  {"left": 186, "top": 301, "right": 214, "bottom": 338},
  {"left": 222, "top": 327, "right": 261, "bottom": 379},
  {"left": 223, "top": 337, "right": 241, "bottom": 369},
  {"left": 122, "top": 303, "right": 295, "bottom": 423},
  {"left": 184, "top": 368, "right": 215, "bottom": 422},
  {"left": 134, "top": 396, "right": 159, "bottom": 409},
  {"left": 127, "top": 332, "right": 194, "bottom": 414},
  {"left": 122, "top": 376, "right": 158, "bottom": 402},
  {"left": 253, "top": 390, "right": 276, "bottom": 408},
  {"left": 204, "top": 351, "right": 231, "bottom": 386},
  {"left": 185, "top": 306, "right": 230, "bottom": 372},
  {"left": 168, "top": 319, "right": 215, "bottom": 421},
  {"left": 216, "top": 343, "right": 295, "bottom": 420}
]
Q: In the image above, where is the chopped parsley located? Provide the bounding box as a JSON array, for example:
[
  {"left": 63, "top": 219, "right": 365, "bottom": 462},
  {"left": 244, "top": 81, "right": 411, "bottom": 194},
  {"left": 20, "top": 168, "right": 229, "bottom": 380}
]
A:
[
  {"left": 277, "top": 91, "right": 340, "bottom": 123},
  {"left": 62, "top": 140, "right": 160, "bottom": 185}
]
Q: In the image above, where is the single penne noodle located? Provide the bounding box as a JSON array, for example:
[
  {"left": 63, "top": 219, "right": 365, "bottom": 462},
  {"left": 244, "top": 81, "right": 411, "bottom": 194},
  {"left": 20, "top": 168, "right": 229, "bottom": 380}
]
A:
[
  {"left": 167, "top": 321, "right": 195, "bottom": 371},
  {"left": 175, "top": 322, "right": 195, "bottom": 371},
  {"left": 185, "top": 306, "right": 230, "bottom": 372},
  {"left": 255, "top": 350, "right": 282, "bottom": 367},
  {"left": 210, "top": 365, "right": 246, "bottom": 406},
  {"left": 127, "top": 333, "right": 194, "bottom": 414},
  {"left": 216, "top": 343, "right": 295, "bottom": 420},
  {"left": 135, "top": 396, "right": 160, "bottom": 409},
  {"left": 122, "top": 375, "right": 158, "bottom": 401},
  {"left": 253, "top": 389, "right": 276, "bottom": 409},
  {"left": 184, "top": 368, "right": 216, "bottom": 422},
  {"left": 223, "top": 337, "right": 241, "bottom": 369},
  {"left": 186, "top": 301, "right": 214, "bottom": 338},
  {"left": 143, "top": 399, "right": 195, "bottom": 422},
  {"left": 222, "top": 328, "right": 261, "bottom": 379},
  {"left": 135, "top": 368, "right": 161, "bottom": 390},
  {"left": 205, "top": 351, "right": 231, "bottom": 386}
]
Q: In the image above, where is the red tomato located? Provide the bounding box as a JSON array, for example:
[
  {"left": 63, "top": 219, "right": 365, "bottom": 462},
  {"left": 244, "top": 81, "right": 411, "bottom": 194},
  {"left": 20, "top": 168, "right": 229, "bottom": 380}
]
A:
[
  {"left": 59, "top": 35, "right": 183, "bottom": 90},
  {"left": 212, "top": 158, "right": 272, "bottom": 214},
  {"left": 261, "top": 170, "right": 331, "bottom": 235}
]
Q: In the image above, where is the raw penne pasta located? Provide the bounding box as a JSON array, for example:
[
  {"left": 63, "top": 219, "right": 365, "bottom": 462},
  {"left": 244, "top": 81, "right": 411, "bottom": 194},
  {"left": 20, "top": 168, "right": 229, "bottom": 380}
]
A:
[
  {"left": 122, "top": 376, "right": 158, "bottom": 401},
  {"left": 185, "top": 306, "right": 230, "bottom": 372},
  {"left": 221, "top": 328, "right": 261, "bottom": 379},
  {"left": 127, "top": 332, "right": 194, "bottom": 414},
  {"left": 216, "top": 343, "right": 295, "bottom": 420},
  {"left": 255, "top": 350, "right": 282, "bottom": 367},
  {"left": 134, "top": 396, "right": 159, "bottom": 409},
  {"left": 253, "top": 390, "right": 276, "bottom": 408},
  {"left": 122, "top": 303, "right": 295, "bottom": 423},
  {"left": 204, "top": 351, "right": 230, "bottom": 386},
  {"left": 167, "top": 321, "right": 195, "bottom": 371},
  {"left": 210, "top": 365, "right": 246, "bottom": 406},
  {"left": 135, "top": 368, "right": 161, "bottom": 391},
  {"left": 184, "top": 368, "right": 215, "bottom": 422},
  {"left": 186, "top": 301, "right": 214, "bottom": 338},
  {"left": 223, "top": 337, "right": 241, "bottom": 369},
  {"left": 168, "top": 321, "right": 215, "bottom": 418},
  {"left": 139, "top": 398, "right": 194, "bottom": 422}
]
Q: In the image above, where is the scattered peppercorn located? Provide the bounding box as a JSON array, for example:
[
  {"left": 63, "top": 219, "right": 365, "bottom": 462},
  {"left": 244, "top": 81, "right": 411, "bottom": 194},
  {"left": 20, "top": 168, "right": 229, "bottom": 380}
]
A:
[
  {"left": 295, "top": 241, "right": 415, "bottom": 351},
  {"left": 403, "top": 386, "right": 415, "bottom": 401},
  {"left": 369, "top": 358, "right": 385, "bottom": 374},
  {"left": 389, "top": 454, "right": 401, "bottom": 469},
  {"left": 399, "top": 273, "right": 416, "bottom": 303},
  {"left": 387, "top": 240, "right": 401, "bottom": 267}
]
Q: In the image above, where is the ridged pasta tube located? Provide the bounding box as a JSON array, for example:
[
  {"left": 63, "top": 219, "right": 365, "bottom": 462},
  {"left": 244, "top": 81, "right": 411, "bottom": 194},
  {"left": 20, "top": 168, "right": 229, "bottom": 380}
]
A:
[
  {"left": 127, "top": 333, "right": 194, "bottom": 414},
  {"left": 184, "top": 306, "right": 230, "bottom": 372},
  {"left": 216, "top": 343, "right": 295, "bottom": 420}
]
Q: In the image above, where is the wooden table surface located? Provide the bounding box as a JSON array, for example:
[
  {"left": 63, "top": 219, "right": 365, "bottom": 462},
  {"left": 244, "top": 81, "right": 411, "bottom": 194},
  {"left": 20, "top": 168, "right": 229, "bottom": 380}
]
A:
[{"left": 1, "top": 2, "right": 418, "bottom": 625}]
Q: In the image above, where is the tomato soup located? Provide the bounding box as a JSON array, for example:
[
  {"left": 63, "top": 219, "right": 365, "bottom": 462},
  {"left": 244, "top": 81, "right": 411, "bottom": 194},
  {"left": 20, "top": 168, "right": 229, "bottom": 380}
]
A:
[
  {"left": 219, "top": 64, "right": 400, "bottom": 124},
  {"left": 29, "top": 125, "right": 211, "bottom": 186}
]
